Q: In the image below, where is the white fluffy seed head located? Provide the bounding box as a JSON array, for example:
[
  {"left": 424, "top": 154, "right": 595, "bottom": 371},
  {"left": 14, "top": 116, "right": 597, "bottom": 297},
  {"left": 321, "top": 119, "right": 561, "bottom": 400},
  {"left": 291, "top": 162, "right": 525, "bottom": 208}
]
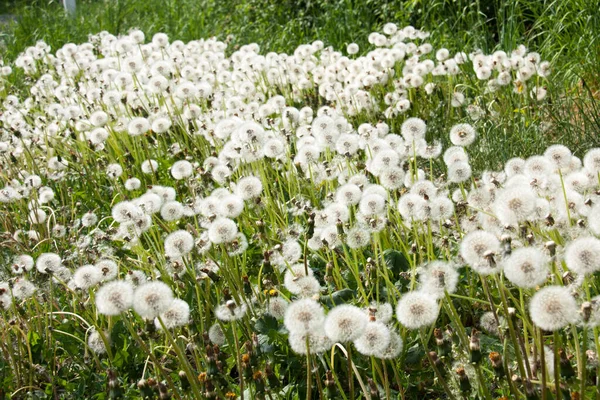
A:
[
  {"left": 565, "top": 237, "right": 600, "bottom": 276},
  {"left": 288, "top": 328, "right": 332, "bottom": 355},
  {"left": 208, "top": 217, "right": 238, "bottom": 244},
  {"left": 266, "top": 297, "right": 289, "bottom": 319},
  {"left": 529, "top": 286, "right": 579, "bottom": 331},
  {"left": 215, "top": 301, "right": 248, "bottom": 321},
  {"left": 208, "top": 323, "right": 226, "bottom": 345},
  {"left": 12, "top": 279, "right": 36, "bottom": 299},
  {"left": 235, "top": 176, "right": 263, "bottom": 200},
  {"left": 96, "top": 280, "right": 134, "bottom": 316},
  {"left": 460, "top": 230, "right": 501, "bottom": 275},
  {"left": 164, "top": 230, "right": 194, "bottom": 258},
  {"left": 449, "top": 123, "right": 476, "bottom": 146},
  {"left": 502, "top": 247, "right": 549, "bottom": 288},
  {"left": 133, "top": 281, "right": 174, "bottom": 319},
  {"left": 418, "top": 261, "right": 459, "bottom": 298},
  {"left": 324, "top": 304, "right": 368, "bottom": 343},
  {"left": 401, "top": 117, "right": 426, "bottom": 141},
  {"left": 170, "top": 160, "right": 194, "bottom": 180},
  {"left": 396, "top": 291, "right": 439, "bottom": 329},
  {"left": 354, "top": 321, "right": 391, "bottom": 356},
  {"left": 284, "top": 298, "right": 325, "bottom": 334},
  {"left": 375, "top": 330, "right": 403, "bottom": 359},
  {"left": 73, "top": 265, "right": 102, "bottom": 290},
  {"left": 155, "top": 298, "right": 190, "bottom": 330},
  {"left": 492, "top": 185, "right": 536, "bottom": 225},
  {"left": 87, "top": 329, "right": 108, "bottom": 354}
]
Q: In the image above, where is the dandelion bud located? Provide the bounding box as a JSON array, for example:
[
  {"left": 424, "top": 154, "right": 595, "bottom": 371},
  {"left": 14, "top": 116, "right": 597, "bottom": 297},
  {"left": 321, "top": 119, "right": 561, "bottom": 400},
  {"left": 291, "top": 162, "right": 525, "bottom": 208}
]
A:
[
  {"left": 434, "top": 328, "right": 451, "bottom": 358},
  {"left": 526, "top": 233, "right": 535, "bottom": 245},
  {"left": 107, "top": 369, "right": 118, "bottom": 389},
  {"left": 489, "top": 352, "right": 505, "bottom": 378},
  {"left": 324, "top": 370, "right": 336, "bottom": 399},
  {"left": 484, "top": 250, "right": 496, "bottom": 269},
  {"left": 582, "top": 302, "right": 593, "bottom": 323},
  {"left": 524, "top": 379, "right": 537, "bottom": 399},
  {"left": 545, "top": 240, "right": 557, "bottom": 257},
  {"left": 562, "top": 271, "right": 574, "bottom": 285},
  {"left": 265, "top": 363, "right": 280, "bottom": 389},
  {"left": 157, "top": 382, "right": 170, "bottom": 400},
  {"left": 469, "top": 330, "right": 482, "bottom": 363},
  {"left": 428, "top": 351, "right": 444, "bottom": 375},
  {"left": 253, "top": 371, "right": 265, "bottom": 393},
  {"left": 137, "top": 379, "right": 154, "bottom": 398},
  {"left": 501, "top": 234, "right": 512, "bottom": 256},
  {"left": 456, "top": 367, "right": 471, "bottom": 393},
  {"left": 179, "top": 371, "right": 190, "bottom": 390}
]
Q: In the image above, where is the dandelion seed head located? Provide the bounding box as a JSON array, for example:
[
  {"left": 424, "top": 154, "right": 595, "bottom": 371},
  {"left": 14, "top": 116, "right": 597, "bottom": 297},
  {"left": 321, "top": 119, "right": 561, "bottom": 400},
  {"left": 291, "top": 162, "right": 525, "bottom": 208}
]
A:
[
  {"left": 396, "top": 291, "right": 439, "bottom": 329},
  {"left": 460, "top": 230, "right": 501, "bottom": 275},
  {"left": 133, "top": 281, "right": 174, "bottom": 319},
  {"left": 529, "top": 286, "right": 579, "bottom": 331},
  {"left": 354, "top": 321, "right": 391, "bottom": 356},
  {"left": 324, "top": 304, "right": 368, "bottom": 343},
  {"left": 565, "top": 237, "right": 600, "bottom": 276},
  {"left": 164, "top": 230, "right": 194, "bottom": 258},
  {"left": 96, "top": 280, "right": 134, "bottom": 316},
  {"left": 155, "top": 299, "right": 190, "bottom": 329},
  {"left": 73, "top": 265, "right": 103, "bottom": 290},
  {"left": 88, "top": 329, "right": 108, "bottom": 354},
  {"left": 502, "top": 247, "right": 549, "bottom": 288},
  {"left": 284, "top": 298, "right": 325, "bottom": 334}
]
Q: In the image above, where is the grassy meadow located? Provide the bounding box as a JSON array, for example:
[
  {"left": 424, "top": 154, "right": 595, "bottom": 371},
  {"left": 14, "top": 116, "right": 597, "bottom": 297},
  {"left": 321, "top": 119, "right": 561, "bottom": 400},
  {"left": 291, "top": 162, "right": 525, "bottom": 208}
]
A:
[{"left": 0, "top": 0, "right": 599, "bottom": 399}]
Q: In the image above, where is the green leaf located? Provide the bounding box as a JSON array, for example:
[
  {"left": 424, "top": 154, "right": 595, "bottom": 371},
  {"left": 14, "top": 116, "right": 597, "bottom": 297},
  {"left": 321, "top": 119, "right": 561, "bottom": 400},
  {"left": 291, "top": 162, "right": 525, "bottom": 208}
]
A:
[
  {"left": 383, "top": 249, "right": 410, "bottom": 279},
  {"left": 255, "top": 314, "right": 279, "bottom": 334},
  {"left": 404, "top": 343, "right": 425, "bottom": 366}
]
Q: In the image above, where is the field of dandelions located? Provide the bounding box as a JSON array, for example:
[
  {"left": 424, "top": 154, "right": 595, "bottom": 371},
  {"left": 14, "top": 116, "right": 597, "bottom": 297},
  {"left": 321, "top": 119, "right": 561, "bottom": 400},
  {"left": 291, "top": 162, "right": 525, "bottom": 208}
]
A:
[{"left": 1, "top": 16, "right": 600, "bottom": 400}]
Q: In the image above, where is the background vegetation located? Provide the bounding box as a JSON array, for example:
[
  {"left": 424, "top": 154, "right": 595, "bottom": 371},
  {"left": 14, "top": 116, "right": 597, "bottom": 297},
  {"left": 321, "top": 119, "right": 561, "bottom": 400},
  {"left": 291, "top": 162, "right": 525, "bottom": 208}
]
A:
[{"left": 1, "top": 0, "right": 599, "bottom": 169}]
